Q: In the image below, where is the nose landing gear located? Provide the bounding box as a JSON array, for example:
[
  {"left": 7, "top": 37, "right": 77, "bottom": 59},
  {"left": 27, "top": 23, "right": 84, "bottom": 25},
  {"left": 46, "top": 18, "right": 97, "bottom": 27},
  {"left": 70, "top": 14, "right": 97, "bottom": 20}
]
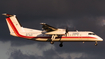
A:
[{"left": 95, "top": 41, "right": 98, "bottom": 46}]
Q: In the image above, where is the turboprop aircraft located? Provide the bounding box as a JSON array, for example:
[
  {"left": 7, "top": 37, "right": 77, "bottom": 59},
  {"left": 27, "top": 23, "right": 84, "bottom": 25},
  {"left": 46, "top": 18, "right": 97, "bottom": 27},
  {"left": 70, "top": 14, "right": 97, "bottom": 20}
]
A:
[{"left": 3, "top": 13, "right": 103, "bottom": 47}]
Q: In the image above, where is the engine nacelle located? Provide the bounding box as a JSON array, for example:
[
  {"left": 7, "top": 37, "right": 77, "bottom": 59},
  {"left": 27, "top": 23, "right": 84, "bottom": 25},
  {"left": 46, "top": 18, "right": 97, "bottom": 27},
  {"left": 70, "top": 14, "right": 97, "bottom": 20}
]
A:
[{"left": 45, "top": 29, "right": 66, "bottom": 35}]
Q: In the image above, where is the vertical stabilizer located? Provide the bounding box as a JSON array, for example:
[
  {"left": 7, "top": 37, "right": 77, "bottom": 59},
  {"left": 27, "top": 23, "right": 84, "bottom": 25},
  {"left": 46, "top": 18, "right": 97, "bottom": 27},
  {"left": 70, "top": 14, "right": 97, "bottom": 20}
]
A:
[
  {"left": 4, "top": 14, "right": 22, "bottom": 36},
  {"left": 3, "top": 13, "right": 40, "bottom": 39}
]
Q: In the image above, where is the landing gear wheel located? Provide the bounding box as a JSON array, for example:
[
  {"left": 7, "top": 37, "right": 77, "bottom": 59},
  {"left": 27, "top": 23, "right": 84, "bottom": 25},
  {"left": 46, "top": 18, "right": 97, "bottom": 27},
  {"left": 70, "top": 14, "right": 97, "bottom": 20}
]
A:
[
  {"left": 59, "top": 44, "right": 63, "bottom": 47},
  {"left": 50, "top": 41, "right": 54, "bottom": 44},
  {"left": 95, "top": 43, "right": 98, "bottom": 46},
  {"left": 59, "top": 42, "right": 63, "bottom": 47}
]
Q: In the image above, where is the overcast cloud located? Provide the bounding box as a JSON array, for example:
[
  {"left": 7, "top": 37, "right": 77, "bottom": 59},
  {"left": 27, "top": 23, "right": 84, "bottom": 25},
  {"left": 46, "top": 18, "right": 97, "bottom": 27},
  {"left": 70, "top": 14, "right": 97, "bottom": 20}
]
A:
[{"left": 0, "top": 0, "right": 105, "bottom": 59}]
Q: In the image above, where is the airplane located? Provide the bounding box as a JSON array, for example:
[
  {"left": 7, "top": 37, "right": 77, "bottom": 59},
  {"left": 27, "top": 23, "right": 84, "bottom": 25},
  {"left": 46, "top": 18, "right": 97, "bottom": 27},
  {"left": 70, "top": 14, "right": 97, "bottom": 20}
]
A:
[{"left": 2, "top": 13, "right": 103, "bottom": 47}]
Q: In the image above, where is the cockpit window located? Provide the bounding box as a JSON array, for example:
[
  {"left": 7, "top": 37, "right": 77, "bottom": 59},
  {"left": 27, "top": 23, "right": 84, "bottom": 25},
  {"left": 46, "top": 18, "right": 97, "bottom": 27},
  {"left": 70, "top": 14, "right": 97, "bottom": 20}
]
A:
[{"left": 88, "top": 33, "right": 96, "bottom": 35}]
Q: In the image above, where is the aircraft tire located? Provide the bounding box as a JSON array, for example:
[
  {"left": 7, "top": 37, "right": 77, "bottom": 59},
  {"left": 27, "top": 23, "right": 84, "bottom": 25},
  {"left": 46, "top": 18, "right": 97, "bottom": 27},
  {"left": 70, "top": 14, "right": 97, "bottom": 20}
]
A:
[
  {"left": 50, "top": 41, "right": 54, "bottom": 44},
  {"left": 95, "top": 43, "right": 98, "bottom": 46},
  {"left": 59, "top": 44, "right": 63, "bottom": 47}
]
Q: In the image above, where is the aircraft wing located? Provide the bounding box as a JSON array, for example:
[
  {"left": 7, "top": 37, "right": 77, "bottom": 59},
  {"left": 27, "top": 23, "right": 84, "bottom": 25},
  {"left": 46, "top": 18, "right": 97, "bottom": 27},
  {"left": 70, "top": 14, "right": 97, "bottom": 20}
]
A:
[
  {"left": 40, "top": 23, "right": 57, "bottom": 32},
  {"left": 40, "top": 23, "right": 66, "bottom": 35}
]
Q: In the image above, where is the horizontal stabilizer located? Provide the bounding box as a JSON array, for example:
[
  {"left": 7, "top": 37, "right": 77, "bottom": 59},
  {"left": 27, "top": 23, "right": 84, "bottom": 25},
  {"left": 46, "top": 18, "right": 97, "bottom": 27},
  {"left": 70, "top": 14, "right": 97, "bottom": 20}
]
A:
[{"left": 2, "top": 13, "right": 13, "bottom": 17}]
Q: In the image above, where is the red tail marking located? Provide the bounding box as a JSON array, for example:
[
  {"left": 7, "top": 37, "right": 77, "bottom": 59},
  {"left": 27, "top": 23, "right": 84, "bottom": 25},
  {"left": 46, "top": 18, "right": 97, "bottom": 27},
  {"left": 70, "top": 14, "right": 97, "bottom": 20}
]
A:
[{"left": 6, "top": 17, "right": 35, "bottom": 39}]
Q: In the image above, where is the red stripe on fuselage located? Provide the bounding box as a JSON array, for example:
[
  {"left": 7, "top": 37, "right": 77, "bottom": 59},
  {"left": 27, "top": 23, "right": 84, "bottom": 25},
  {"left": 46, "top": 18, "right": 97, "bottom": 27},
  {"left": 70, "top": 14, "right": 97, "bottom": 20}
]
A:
[{"left": 6, "top": 17, "right": 97, "bottom": 39}]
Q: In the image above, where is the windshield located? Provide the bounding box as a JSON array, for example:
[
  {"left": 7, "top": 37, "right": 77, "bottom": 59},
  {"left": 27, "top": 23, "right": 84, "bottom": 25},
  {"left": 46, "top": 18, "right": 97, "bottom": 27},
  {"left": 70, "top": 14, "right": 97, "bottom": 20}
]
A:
[{"left": 88, "top": 33, "right": 96, "bottom": 35}]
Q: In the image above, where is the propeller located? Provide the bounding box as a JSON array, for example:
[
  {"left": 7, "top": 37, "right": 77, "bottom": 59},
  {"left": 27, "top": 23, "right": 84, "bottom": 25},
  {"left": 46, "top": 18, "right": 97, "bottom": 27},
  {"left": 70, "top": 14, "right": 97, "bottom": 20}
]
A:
[{"left": 65, "top": 27, "right": 69, "bottom": 36}]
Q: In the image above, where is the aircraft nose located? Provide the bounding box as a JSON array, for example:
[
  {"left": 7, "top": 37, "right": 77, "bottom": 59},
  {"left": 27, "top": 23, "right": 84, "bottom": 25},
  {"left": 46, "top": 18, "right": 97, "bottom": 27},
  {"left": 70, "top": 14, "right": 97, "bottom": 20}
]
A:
[{"left": 98, "top": 37, "right": 103, "bottom": 41}]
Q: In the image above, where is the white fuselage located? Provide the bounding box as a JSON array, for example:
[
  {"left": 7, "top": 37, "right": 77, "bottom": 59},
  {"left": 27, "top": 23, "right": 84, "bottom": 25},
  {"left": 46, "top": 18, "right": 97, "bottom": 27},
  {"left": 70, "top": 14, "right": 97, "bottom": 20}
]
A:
[{"left": 24, "top": 31, "right": 103, "bottom": 42}]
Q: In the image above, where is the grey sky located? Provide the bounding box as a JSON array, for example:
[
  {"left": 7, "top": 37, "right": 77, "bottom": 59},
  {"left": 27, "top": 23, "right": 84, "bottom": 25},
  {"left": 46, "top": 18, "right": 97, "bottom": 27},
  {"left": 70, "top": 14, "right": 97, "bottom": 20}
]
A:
[{"left": 0, "top": 0, "right": 105, "bottom": 59}]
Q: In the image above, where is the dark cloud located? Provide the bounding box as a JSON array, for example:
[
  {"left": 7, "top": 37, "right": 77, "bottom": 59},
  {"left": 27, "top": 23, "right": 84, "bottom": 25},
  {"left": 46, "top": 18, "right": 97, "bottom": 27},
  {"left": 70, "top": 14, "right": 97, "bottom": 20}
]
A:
[
  {"left": 0, "top": 0, "right": 105, "bottom": 59},
  {"left": 9, "top": 50, "right": 36, "bottom": 59},
  {"left": 8, "top": 47, "right": 105, "bottom": 59},
  {"left": 1, "top": 0, "right": 105, "bottom": 17}
]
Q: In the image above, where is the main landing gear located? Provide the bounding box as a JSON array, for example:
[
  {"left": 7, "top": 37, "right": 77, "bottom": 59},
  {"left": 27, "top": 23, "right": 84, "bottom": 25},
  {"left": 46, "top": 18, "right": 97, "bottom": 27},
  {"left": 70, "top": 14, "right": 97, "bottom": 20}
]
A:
[
  {"left": 50, "top": 34, "right": 57, "bottom": 44},
  {"left": 51, "top": 34, "right": 63, "bottom": 47}
]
